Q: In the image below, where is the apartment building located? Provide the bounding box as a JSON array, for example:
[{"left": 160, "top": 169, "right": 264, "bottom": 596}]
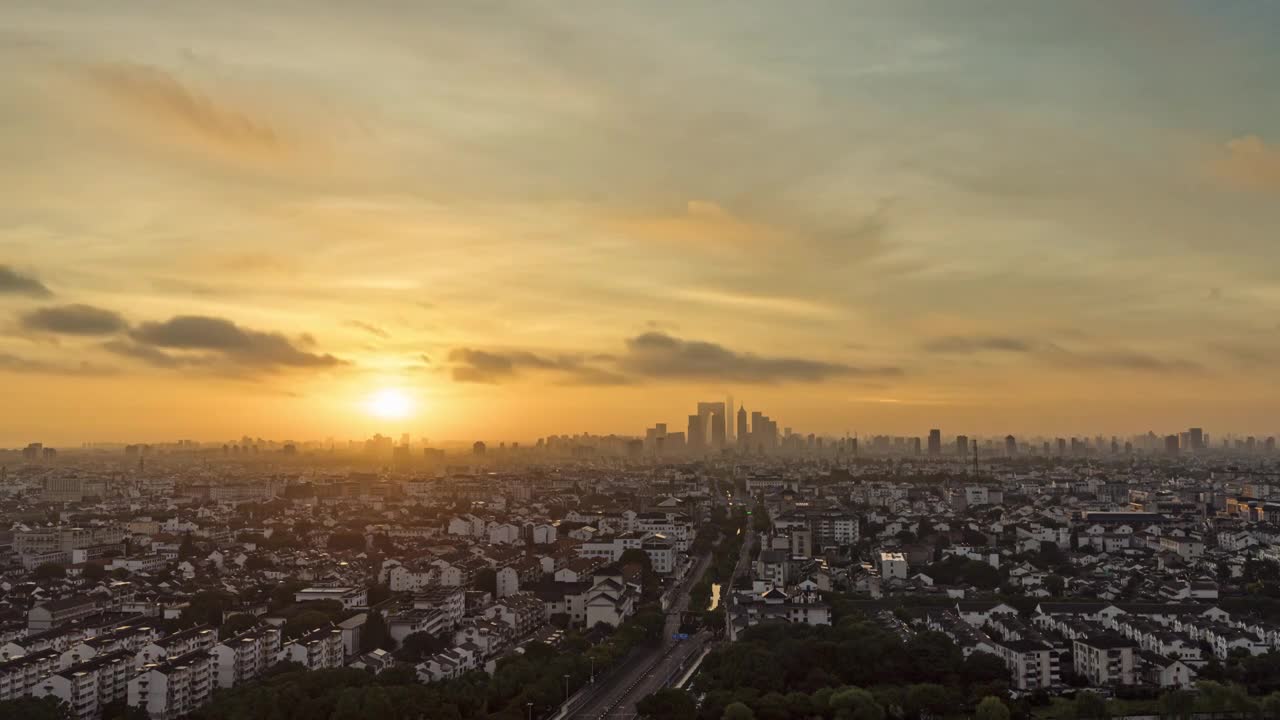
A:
[
  {"left": 33, "top": 650, "right": 131, "bottom": 720},
  {"left": 128, "top": 649, "right": 215, "bottom": 720},
  {"left": 211, "top": 626, "right": 281, "bottom": 689},
  {"left": 282, "top": 627, "right": 344, "bottom": 670},
  {"left": 1074, "top": 635, "right": 1138, "bottom": 686}
]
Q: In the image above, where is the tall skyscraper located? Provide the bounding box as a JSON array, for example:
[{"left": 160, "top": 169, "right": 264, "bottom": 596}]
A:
[
  {"left": 687, "top": 414, "right": 704, "bottom": 454},
  {"left": 1005, "top": 435, "right": 1017, "bottom": 456},
  {"left": 696, "top": 401, "right": 725, "bottom": 447},
  {"left": 928, "top": 429, "right": 941, "bottom": 456},
  {"left": 710, "top": 411, "right": 726, "bottom": 449},
  {"left": 726, "top": 395, "right": 734, "bottom": 443},
  {"left": 1189, "top": 427, "right": 1204, "bottom": 451},
  {"left": 955, "top": 435, "right": 968, "bottom": 457},
  {"left": 737, "top": 405, "right": 749, "bottom": 450}
]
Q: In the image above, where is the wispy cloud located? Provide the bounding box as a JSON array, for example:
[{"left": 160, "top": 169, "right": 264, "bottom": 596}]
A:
[
  {"left": 448, "top": 332, "right": 899, "bottom": 386},
  {"left": 672, "top": 288, "right": 836, "bottom": 318},
  {"left": 447, "top": 348, "right": 630, "bottom": 386},
  {"left": 0, "top": 352, "right": 115, "bottom": 376},
  {"left": 74, "top": 61, "right": 298, "bottom": 163},
  {"left": 619, "top": 332, "right": 900, "bottom": 383},
  {"left": 0, "top": 265, "right": 52, "bottom": 297},
  {"left": 1213, "top": 135, "right": 1280, "bottom": 193},
  {"left": 129, "top": 315, "right": 345, "bottom": 370},
  {"left": 921, "top": 336, "right": 1034, "bottom": 354},
  {"left": 344, "top": 320, "right": 390, "bottom": 339},
  {"left": 21, "top": 304, "right": 128, "bottom": 336}
]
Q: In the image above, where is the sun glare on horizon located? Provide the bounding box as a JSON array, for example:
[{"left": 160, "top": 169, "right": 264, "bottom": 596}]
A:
[{"left": 365, "top": 388, "right": 415, "bottom": 421}]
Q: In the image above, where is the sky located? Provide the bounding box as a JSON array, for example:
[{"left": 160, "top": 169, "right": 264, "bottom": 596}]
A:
[{"left": 3, "top": 1, "right": 1280, "bottom": 446}]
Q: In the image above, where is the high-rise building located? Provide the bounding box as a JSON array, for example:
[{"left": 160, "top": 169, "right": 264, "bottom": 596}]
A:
[
  {"left": 710, "top": 411, "right": 726, "bottom": 450},
  {"left": 726, "top": 395, "right": 734, "bottom": 443},
  {"left": 956, "top": 435, "right": 969, "bottom": 457},
  {"left": 737, "top": 405, "right": 749, "bottom": 450},
  {"left": 696, "top": 402, "right": 725, "bottom": 447},
  {"left": 1164, "top": 435, "right": 1180, "bottom": 456},
  {"left": 1005, "top": 435, "right": 1017, "bottom": 456},
  {"left": 927, "top": 429, "right": 941, "bottom": 456},
  {"left": 687, "top": 415, "right": 704, "bottom": 454},
  {"left": 1189, "top": 428, "right": 1204, "bottom": 451}
]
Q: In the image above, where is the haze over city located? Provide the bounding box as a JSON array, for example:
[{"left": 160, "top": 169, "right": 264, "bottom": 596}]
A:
[
  {"left": 3, "top": 2, "right": 1280, "bottom": 446},
  {"left": 9, "top": 6, "right": 1280, "bottom": 720}
]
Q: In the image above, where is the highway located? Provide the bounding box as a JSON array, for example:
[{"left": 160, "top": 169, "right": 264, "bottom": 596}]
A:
[
  {"left": 566, "top": 529, "right": 756, "bottom": 719},
  {"left": 561, "top": 486, "right": 754, "bottom": 720},
  {"left": 567, "top": 549, "right": 713, "bottom": 719}
]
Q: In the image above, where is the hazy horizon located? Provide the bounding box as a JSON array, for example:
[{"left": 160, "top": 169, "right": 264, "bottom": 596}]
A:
[{"left": 5, "top": 2, "right": 1280, "bottom": 445}]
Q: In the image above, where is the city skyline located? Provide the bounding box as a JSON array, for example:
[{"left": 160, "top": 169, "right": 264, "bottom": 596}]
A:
[{"left": 5, "top": 2, "right": 1280, "bottom": 444}]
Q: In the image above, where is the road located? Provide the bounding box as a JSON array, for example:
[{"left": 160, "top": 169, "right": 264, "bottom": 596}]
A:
[
  {"left": 566, "top": 548, "right": 715, "bottom": 719},
  {"left": 561, "top": 486, "right": 751, "bottom": 719},
  {"left": 723, "top": 526, "right": 754, "bottom": 639}
]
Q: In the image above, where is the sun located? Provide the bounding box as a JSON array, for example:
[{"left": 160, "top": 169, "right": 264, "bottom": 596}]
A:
[{"left": 364, "top": 388, "right": 415, "bottom": 420}]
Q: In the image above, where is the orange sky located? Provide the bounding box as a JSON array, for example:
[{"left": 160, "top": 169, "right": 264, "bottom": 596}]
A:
[{"left": 3, "top": 2, "right": 1280, "bottom": 445}]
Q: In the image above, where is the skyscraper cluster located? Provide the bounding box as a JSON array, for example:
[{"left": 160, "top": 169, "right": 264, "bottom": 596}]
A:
[{"left": 649, "top": 398, "right": 784, "bottom": 457}]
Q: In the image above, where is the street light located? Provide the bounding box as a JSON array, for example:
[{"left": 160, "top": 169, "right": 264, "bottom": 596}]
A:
[
  {"left": 590, "top": 656, "right": 595, "bottom": 684},
  {"left": 526, "top": 702, "right": 533, "bottom": 720},
  {"left": 563, "top": 674, "right": 570, "bottom": 702}
]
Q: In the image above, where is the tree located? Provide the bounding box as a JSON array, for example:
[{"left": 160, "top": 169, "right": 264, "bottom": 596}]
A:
[
  {"left": 34, "top": 562, "right": 67, "bottom": 581},
  {"left": 398, "top": 631, "right": 446, "bottom": 660},
  {"left": 367, "top": 583, "right": 392, "bottom": 607},
  {"left": 329, "top": 688, "right": 362, "bottom": 720},
  {"left": 905, "top": 684, "right": 950, "bottom": 720},
  {"left": 1260, "top": 692, "right": 1280, "bottom": 719},
  {"left": 363, "top": 610, "right": 391, "bottom": 653},
  {"left": 179, "top": 532, "right": 196, "bottom": 560},
  {"left": 220, "top": 613, "right": 259, "bottom": 640},
  {"left": 1074, "top": 691, "right": 1108, "bottom": 720},
  {"left": 638, "top": 689, "right": 697, "bottom": 720},
  {"left": 0, "top": 697, "right": 74, "bottom": 720},
  {"left": 283, "top": 610, "right": 332, "bottom": 639},
  {"left": 81, "top": 564, "right": 107, "bottom": 582},
  {"left": 327, "top": 532, "right": 365, "bottom": 552},
  {"left": 975, "top": 697, "right": 1010, "bottom": 720},
  {"left": 1046, "top": 575, "right": 1066, "bottom": 596},
  {"left": 363, "top": 686, "right": 395, "bottom": 719},
  {"left": 722, "top": 701, "right": 755, "bottom": 720},
  {"left": 245, "top": 555, "right": 274, "bottom": 571},
  {"left": 475, "top": 569, "right": 497, "bottom": 595},
  {"left": 830, "top": 688, "right": 884, "bottom": 720},
  {"left": 182, "top": 590, "right": 235, "bottom": 628},
  {"left": 1157, "top": 690, "right": 1195, "bottom": 720}
]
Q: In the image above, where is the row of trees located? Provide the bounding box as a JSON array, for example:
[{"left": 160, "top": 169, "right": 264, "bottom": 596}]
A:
[
  {"left": 638, "top": 685, "right": 1015, "bottom": 720},
  {"left": 692, "top": 617, "right": 1009, "bottom": 703},
  {"left": 192, "top": 603, "right": 666, "bottom": 720}
]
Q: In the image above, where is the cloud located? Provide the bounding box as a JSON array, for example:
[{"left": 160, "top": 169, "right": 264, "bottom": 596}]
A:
[
  {"left": 447, "top": 348, "right": 630, "bottom": 385},
  {"left": 129, "top": 315, "right": 344, "bottom": 368},
  {"left": 344, "top": 320, "right": 390, "bottom": 339},
  {"left": 20, "top": 304, "right": 128, "bottom": 335},
  {"left": 0, "top": 265, "right": 53, "bottom": 297},
  {"left": 921, "top": 336, "right": 1034, "bottom": 354},
  {"left": 672, "top": 288, "right": 835, "bottom": 318},
  {"left": 1213, "top": 135, "right": 1280, "bottom": 193},
  {"left": 77, "top": 62, "right": 289, "bottom": 158},
  {"left": 617, "top": 332, "right": 899, "bottom": 383},
  {"left": 0, "top": 352, "right": 115, "bottom": 376},
  {"left": 448, "top": 332, "right": 894, "bottom": 385},
  {"left": 100, "top": 340, "right": 200, "bottom": 369},
  {"left": 610, "top": 200, "right": 780, "bottom": 247},
  {"left": 1040, "top": 344, "right": 1203, "bottom": 374}
]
